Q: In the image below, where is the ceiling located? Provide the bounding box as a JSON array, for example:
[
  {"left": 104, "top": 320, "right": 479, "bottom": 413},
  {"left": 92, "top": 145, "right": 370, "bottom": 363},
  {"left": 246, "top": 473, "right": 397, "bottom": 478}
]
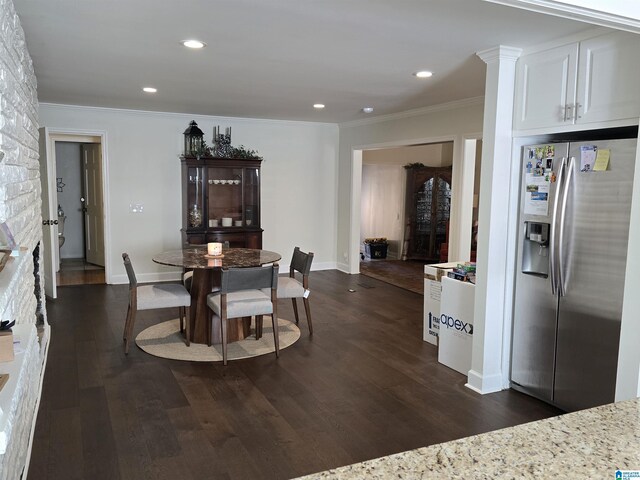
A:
[{"left": 14, "top": 0, "right": 598, "bottom": 123}]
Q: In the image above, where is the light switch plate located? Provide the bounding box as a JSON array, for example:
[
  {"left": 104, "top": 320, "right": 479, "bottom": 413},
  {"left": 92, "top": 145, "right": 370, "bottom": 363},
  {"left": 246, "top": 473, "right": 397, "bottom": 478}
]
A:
[{"left": 130, "top": 203, "right": 144, "bottom": 213}]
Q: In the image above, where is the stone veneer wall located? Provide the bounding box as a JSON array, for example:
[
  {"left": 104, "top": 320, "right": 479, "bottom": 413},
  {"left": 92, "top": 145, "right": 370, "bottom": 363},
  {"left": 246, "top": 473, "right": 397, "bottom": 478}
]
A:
[{"left": 0, "top": 0, "right": 48, "bottom": 478}]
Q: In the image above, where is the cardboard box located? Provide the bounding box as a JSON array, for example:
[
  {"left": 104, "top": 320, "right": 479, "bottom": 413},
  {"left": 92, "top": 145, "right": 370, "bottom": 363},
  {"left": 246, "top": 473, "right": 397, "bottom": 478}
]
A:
[
  {"left": 0, "top": 331, "right": 14, "bottom": 362},
  {"left": 438, "top": 276, "right": 475, "bottom": 375},
  {"left": 423, "top": 262, "right": 459, "bottom": 345}
]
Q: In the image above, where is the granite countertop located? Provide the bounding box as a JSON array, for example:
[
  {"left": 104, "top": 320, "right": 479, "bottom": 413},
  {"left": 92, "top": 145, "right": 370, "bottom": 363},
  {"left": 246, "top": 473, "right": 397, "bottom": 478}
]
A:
[{"left": 296, "top": 398, "right": 640, "bottom": 479}]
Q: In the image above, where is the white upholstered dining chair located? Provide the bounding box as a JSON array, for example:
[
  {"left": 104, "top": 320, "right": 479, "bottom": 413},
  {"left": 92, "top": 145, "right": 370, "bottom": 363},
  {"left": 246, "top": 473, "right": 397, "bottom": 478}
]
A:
[
  {"left": 122, "top": 253, "right": 192, "bottom": 354},
  {"left": 206, "top": 264, "right": 279, "bottom": 365},
  {"left": 277, "top": 247, "right": 314, "bottom": 334}
]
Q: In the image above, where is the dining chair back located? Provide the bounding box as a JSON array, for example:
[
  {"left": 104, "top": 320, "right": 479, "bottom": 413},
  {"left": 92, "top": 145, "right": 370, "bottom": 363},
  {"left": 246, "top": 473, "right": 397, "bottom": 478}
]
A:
[
  {"left": 207, "top": 264, "right": 279, "bottom": 365},
  {"left": 122, "top": 253, "right": 192, "bottom": 354},
  {"left": 277, "top": 247, "right": 314, "bottom": 334}
]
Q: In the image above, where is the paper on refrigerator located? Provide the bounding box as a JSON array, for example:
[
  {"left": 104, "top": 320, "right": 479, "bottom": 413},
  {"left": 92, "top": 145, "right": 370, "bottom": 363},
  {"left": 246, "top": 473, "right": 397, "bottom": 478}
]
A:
[{"left": 524, "top": 173, "right": 550, "bottom": 216}]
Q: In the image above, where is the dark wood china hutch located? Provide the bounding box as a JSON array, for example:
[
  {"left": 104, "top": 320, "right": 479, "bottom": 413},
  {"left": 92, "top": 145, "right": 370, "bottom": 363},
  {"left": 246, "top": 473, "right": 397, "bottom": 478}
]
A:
[{"left": 181, "top": 156, "right": 262, "bottom": 248}]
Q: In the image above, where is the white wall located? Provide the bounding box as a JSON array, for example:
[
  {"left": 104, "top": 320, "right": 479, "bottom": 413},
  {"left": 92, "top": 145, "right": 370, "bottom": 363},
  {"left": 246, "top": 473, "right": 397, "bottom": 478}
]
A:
[
  {"left": 338, "top": 98, "right": 485, "bottom": 272},
  {"left": 38, "top": 104, "right": 339, "bottom": 282},
  {"left": 363, "top": 143, "right": 452, "bottom": 166}
]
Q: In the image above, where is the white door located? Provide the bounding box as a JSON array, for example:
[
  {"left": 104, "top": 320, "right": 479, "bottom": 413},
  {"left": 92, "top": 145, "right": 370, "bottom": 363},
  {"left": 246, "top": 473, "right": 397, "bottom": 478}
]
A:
[
  {"left": 38, "top": 127, "right": 58, "bottom": 298},
  {"left": 576, "top": 31, "right": 640, "bottom": 125},
  {"left": 82, "top": 144, "right": 105, "bottom": 266},
  {"left": 513, "top": 42, "right": 579, "bottom": 131}
]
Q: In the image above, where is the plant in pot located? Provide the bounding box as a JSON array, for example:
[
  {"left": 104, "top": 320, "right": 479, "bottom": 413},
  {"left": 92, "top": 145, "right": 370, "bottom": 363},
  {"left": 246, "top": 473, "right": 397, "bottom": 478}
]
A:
[{"left": 364, "top": 237, "right": 389, "bottom": 259}]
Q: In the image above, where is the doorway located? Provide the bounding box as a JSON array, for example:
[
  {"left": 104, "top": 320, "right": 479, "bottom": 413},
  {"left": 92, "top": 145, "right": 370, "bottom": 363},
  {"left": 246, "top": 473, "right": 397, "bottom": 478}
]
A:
[
  {"left": 358, "top": 142, "right": 454, "bottom": 291},
  {"left": 349, "top": 135, "right": 482, "bottom": 277},
  {"left": 54, "top": 141, "right": 105, "bottom": 286},
  {"left": 39, "top": 129, "right": 109, "bottom": 296}
]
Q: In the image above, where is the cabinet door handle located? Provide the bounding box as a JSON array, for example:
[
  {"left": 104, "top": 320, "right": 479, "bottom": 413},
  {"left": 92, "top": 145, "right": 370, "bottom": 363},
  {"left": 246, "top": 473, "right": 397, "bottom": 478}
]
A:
[{"left": 564, "top": 103, "right": 574, "bottom": 122}]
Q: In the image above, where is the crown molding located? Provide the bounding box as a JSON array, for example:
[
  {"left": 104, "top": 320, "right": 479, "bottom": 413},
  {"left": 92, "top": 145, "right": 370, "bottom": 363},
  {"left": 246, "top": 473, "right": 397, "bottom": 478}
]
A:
[
  {"left": 483, "top": 0, "right": 640, "bottom": 34},
  {"left": 339, "top": 96, "right": 485, "bottom": 128},
  {"left": 477, "top": 46, "right": 523, "bottom": 64}
]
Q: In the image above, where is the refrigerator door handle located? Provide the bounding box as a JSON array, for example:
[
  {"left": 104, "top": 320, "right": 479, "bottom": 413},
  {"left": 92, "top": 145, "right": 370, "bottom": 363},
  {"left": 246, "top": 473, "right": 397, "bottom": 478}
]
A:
[
  {"left": 557, "top": 156, "right": 575, "bottom": 297},
  {"left": 550, "top": 157, "right": 566, "bottom": 295}
]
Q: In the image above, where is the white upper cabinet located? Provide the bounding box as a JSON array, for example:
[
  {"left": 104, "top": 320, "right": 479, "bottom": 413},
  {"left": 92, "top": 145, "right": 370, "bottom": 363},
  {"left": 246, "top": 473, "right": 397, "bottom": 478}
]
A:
[
  {"left": 576, "top": 32, "right": 640, "bottom": 125},
  {"left": 514, "top": 31, "right": 640, "bottom": 132},
  {"left": 514, "top": 43, "right": 578, "bottom": 130}
]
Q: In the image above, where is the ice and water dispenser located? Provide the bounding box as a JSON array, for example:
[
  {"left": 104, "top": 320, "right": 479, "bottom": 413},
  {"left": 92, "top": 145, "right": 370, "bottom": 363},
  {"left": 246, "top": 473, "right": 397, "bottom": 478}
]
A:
[{"left": 522, "top": 221, "right": 549, "bottom": 276}]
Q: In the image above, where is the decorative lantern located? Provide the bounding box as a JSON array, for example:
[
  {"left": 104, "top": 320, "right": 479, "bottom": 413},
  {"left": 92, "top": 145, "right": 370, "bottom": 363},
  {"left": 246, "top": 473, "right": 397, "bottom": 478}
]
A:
[{"left": 183, "top": 120, "right": 204, "bottom": 156}]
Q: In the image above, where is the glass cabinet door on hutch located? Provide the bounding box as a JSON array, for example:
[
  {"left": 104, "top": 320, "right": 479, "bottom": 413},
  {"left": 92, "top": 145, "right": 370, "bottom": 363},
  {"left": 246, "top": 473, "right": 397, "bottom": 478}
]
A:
[
  {"left": 404, "top": 166, "right": 452, "bottom": 262},
  {"left": 186, "top": 166, "right": 205, "bottom": 228},
  {"left": 243, "top": 168, "right": 260, "bottom": 227},
  {"left": 181, "top": 157, "right": 262, "bottom": 248}
]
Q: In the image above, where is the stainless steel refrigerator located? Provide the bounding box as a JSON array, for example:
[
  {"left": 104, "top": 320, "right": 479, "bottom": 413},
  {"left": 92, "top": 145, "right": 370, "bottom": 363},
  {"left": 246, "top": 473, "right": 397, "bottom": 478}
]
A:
[{"left": 511, "top": 137, "right": 636, "bottom": 412}]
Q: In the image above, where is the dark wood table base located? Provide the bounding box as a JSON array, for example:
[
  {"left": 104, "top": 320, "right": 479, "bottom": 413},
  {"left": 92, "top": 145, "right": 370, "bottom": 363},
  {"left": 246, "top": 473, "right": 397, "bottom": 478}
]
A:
[
  {"left": 152, "top": 247, "right": 281, "bottom": 345},
  {"left": 189, "top": 269, "right": 252, "bottom": 344}
]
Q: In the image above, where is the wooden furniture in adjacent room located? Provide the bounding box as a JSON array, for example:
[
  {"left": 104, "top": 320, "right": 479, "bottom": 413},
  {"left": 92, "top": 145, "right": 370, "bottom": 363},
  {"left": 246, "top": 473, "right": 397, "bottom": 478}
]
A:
[
  {"left": 404, "top": 165, "right": 452, "bottom": 262},
  {"left": 181, "top": 156, "right": 262, "bottom": 247},
  {"left": 152, "top": 247, "right": 281, "bottom": 344}
]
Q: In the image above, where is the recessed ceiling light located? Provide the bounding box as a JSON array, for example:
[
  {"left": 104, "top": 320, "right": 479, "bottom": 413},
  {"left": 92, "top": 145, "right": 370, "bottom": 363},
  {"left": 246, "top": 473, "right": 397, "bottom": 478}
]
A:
[
  {"left": 414, "top": 70, "right": 433, "bottom": 78},
  {"left": 181, "top": 39, "right": 206, "bottom": 49},
  {"left": 142, "top": 87, "right": 157, "bottom": 93},
  {"left": 313, "top": 104, "right": 325, "bottom": 109},
  {"left": 362, "top": 107, "right": 374, "bottom": 113}
]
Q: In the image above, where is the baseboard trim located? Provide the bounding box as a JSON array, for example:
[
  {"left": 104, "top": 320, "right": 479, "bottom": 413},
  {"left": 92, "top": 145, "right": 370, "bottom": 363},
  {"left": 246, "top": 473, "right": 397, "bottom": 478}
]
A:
[
  {"left": 112, "top": 262, "right": 338, "bottom": 286},
  {"left": 310, "top": 261, "right": 337, "bottom": 271},
  {"left": 111, "top": 271, "right": 181, "bottom": 285},
  {"left": 336, "top": 262, "right": 350, "bottom": 273},
  {"left": 466, "top": 369, "right": 504, "bottom": 394}
]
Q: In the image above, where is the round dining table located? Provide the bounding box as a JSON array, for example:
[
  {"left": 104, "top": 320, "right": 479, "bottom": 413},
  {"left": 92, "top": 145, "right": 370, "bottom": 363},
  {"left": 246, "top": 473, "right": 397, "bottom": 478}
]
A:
[{"left": 152, "top": 247, "right": 281, "bottom": 344}]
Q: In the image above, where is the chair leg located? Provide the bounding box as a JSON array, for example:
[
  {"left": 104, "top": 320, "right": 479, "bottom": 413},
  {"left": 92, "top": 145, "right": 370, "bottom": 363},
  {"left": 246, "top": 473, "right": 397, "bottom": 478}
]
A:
[
  {"left": 221, "top": 316, "right": 228, "bottom": 366},
  {"left": 272, "top": 312, "right": 279, "bottom": 359},
  {"left": 184, "top": 306, "right": 190, "bottom": 346},
  {"left": 179, "top": 307, "right": 184, "bottom": 333},
  {"left": 303, "top": 297, "right": 313, "bottom": 335},
  {"left": 291, "top": 298, "right": 300, "bottom": 324},
  {"left": 124, "top": 308, "right": 137, "bottom": 355},
  {"left": 255, "top": 315, "right": 263, "bottom": 340},
  {"left": 123, "top": 303, "right": 132, "bottom": 341}
]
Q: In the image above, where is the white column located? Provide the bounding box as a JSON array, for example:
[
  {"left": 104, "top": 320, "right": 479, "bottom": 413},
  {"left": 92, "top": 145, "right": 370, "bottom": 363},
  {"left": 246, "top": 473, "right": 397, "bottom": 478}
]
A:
[
  {"left": 449, "top": 137, "right": 479, "bottom": 262},
  {"left": 467, "top": 46, "right": 521, "bottom": 394}
]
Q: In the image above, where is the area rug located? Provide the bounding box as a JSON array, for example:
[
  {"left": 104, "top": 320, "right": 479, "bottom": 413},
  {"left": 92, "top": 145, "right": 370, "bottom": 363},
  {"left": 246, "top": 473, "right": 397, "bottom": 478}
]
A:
[{"left": 135, "top": 317, "right": 300, "bottom": 362}]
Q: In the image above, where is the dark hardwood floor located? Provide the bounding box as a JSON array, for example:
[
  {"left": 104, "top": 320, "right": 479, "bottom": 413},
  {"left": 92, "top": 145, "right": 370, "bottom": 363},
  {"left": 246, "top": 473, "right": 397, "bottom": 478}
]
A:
[
  {"left": 56, "top": 258, "right": 105, "bottom": 286},
  {"left": 359, "top": 259, "right": 425, "bottom": 294},
  {"left": 29, "top": 271, "right": 561, "bottom": 480}
]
